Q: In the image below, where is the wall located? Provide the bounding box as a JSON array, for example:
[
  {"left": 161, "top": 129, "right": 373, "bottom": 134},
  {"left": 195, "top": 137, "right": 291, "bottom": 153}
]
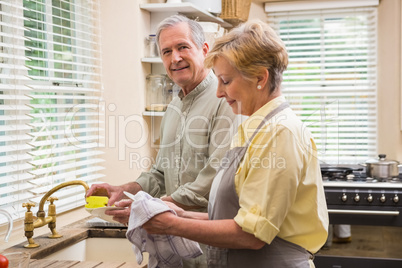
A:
[
  {"left": 249, "top": 1, "right": 267, "bottom": 19},
  {"left": 377, "top": 0, "right": 402, "bottom": 160},
  {"left": 99, "top": 0, "right": 157, "bottom": 186},
  {"left": 99, "top": 0, "right": 402, "bottom": 188}
]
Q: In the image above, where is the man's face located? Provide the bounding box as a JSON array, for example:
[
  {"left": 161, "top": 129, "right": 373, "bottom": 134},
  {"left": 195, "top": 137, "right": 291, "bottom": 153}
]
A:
[{"left": 159, "top": 22, "right": 209, "bottom": 92}]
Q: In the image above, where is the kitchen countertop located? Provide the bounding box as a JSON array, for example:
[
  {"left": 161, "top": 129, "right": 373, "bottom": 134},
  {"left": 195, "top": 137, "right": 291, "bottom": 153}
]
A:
[
  {"left": 1, "top": 216, "right": 147, "bottom": 268},
  {"left": 29, "top": 259, "right": 144, "bottom": 267}
]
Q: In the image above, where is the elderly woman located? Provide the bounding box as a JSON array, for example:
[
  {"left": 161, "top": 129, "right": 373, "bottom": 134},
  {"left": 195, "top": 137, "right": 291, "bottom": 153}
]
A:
[{"left": 143, "top": 20, "right": 329, "bottom": 267}]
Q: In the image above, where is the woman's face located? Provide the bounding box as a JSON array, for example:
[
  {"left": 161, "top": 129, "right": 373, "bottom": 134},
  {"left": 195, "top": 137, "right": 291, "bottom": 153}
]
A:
[{"left": 214, "top": 56, "right": 261, "bottom": 116}]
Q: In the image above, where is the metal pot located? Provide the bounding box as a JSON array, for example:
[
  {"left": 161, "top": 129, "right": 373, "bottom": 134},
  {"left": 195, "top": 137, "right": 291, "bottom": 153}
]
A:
[{"left": 360, "top": 154, "right": 402, "bottom": 179}]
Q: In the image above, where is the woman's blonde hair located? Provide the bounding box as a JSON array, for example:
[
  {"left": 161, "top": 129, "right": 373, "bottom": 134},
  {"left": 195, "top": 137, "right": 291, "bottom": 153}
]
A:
[{"left": 205, "top": 20, "right": 288, "bottom": 94}]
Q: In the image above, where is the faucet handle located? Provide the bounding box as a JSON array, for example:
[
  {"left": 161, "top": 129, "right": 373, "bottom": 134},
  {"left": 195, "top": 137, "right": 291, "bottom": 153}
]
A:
[
  {"left": 22, "top": 202, "right": 36, "bottom": 212},
  {"left": 47, "top": 196, "right": 58, "bottom": 204}
]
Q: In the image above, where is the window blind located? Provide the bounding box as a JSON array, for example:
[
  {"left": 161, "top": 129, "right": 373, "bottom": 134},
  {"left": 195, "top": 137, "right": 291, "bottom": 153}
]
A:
[
  {"left": 0, "top": 0, "right": 104, "bottom": 227},
  {"left": 267, "top": 7, "right": 377, "bottom": 164}
]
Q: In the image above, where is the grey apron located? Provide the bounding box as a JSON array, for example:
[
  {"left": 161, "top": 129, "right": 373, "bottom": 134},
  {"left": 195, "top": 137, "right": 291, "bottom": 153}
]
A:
[{"left": 207, "top": 102, "right": 313, "bottom": 268}]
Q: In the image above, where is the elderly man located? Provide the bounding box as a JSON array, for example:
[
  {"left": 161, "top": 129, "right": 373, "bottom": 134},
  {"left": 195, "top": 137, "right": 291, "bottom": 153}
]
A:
[{"left": 87, "top": 15, "right": 235, "bottom": 267}]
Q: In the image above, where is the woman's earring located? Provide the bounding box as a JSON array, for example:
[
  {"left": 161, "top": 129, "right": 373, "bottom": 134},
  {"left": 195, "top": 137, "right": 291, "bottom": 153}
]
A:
[{"left": 257, "top": 85, "right": 262, "bottom": 90}]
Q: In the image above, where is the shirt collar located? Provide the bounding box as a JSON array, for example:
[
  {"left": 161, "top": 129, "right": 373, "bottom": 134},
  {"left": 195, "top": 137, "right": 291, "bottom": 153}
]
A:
[
  {"left": 233, "top": 95, "right": 287, "bottom": 147},
  {"left": 178, "top": 70, "right": 214, "bottom": 100},
  {"left": 247, "top": 95, "right": 287, "bottom": 123}
]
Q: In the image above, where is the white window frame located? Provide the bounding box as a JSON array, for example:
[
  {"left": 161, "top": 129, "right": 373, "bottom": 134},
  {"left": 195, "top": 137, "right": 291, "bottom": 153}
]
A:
[
  {"left": 0, "top": 0, "right": 104, "bottom": 228},
  {"left": 266, "top": 1, "right": 378, "bottom": 164}
]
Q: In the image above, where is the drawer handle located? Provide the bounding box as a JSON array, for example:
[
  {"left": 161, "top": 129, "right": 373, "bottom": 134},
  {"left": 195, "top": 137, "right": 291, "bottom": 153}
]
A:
[{"left": 328, "top": 209, "right": 400, "bottom": 216}]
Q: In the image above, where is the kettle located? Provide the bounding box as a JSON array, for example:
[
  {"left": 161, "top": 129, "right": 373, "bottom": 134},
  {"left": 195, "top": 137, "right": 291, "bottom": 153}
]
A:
[{"left": 0, "top": 209, "right": 13, "bottom": 242}]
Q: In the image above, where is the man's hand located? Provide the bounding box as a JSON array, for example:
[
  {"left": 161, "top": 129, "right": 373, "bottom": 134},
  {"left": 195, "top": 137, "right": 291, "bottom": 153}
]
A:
[
  {"left": 86, "top": 182, "right": 142, "bottom": 206},
  {"left": 86, "top": 183, "right": 125, "bottom": 206},
  {"left": 161, "top": 195, "right": 203, "bottom": 211},
  {"left": 164, "top": 201, "right": 185, "bottom": 217},
  {"left": 105, "top": 199, "right": 132, "bottom": 225}
]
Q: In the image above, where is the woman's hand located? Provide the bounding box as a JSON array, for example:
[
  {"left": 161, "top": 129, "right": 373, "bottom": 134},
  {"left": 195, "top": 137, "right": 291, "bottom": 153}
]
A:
[{"left": 142, "top": 212, "right": 176, "bottom": 235}]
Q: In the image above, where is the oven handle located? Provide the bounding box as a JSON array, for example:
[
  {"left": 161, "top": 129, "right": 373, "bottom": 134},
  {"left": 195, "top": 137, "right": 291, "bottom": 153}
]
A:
[{"left": 328, "top": 209, "right": 400, "bottom": 216}]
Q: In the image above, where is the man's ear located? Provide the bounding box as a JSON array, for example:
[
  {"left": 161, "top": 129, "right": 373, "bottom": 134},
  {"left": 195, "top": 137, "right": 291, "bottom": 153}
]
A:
[{"left": 202, "top": 42, "right": 209, "bottom": 56}]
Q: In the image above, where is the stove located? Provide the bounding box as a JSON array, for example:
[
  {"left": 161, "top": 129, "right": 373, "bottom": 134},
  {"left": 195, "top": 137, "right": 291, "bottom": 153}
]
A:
[
  {"left": 322, "top": 166, "right": 402, "bottom": 226},
  {"left": 315, "top": 166, "right": 402, "bottom": 267}
]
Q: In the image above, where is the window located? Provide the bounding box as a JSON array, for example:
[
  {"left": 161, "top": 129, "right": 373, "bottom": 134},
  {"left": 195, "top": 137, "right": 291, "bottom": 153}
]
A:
[
  {"left": 0, "top": 0, "right": 104, "bottom": 226},
  {"left": 267, "top": 6, "right": 378, "bottom": 164}
]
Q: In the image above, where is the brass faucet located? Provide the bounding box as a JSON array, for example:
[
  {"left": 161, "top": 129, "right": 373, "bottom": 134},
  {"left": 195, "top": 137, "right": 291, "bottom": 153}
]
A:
[{"left": 22, "top": 180, "right": 89, "bottom": 248}]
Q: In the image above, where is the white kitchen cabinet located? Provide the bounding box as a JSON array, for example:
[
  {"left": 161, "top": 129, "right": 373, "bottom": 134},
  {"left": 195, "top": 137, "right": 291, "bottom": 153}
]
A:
[{"left": 140, "top": 2, "right": 231, "bottom": 117}]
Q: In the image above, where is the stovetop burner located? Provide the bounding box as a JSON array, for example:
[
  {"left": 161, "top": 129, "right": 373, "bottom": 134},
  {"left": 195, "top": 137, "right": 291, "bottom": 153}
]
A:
[{"left": 321, "top": 166, "right": 402, "bottom": 183}]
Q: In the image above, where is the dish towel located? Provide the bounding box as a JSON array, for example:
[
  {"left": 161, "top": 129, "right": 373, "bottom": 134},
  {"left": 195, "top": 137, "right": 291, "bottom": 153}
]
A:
[{"left": 126, "top": 191, "right": 203, "bottom": 268}]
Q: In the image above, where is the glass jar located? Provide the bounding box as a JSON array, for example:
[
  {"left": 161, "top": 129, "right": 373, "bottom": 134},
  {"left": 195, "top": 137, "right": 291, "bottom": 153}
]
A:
[
  {"left": 163, "top": 76, "right": 175, "bottom": 105},
  {"left": 146, "top": 34, "right": 158, "bottom": 58},
  {"left": 146, "top": 74, "right": 166, "bottom": 112}
]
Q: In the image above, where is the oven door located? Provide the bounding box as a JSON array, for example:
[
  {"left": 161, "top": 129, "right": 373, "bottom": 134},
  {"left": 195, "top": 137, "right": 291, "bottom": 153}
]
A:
[
  {"left": 324, "top": 185, "right": 402, "bottom": 226},
  {"left": 316, "top": 183, "right": 402, "bottom": 267}
]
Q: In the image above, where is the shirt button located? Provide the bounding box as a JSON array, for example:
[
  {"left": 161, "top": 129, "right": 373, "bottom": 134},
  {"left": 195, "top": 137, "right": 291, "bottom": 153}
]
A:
[{"left": 175, "top": 184, "right": 179, "bottom": 188}]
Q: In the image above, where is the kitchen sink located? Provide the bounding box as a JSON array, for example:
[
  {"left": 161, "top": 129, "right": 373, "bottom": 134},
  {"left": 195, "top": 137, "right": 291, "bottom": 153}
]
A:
[
  {"left": 1, "top": 217, "right": 148, "bottom": 267},
  {"left": 43, "top": 237, "right": 148, "bottom": 264}
]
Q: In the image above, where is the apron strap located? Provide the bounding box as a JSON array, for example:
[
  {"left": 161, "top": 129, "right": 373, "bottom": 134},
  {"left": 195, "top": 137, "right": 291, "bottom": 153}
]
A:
[{"left": 245, "top": 102, "right": 290, "bottom": 147}]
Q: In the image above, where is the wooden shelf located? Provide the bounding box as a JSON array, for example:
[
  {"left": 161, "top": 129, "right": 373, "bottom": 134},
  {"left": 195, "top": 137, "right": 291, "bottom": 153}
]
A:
[
  {"left": 141, "top": 57, "right": 162, "bottom": 63},
  {"left": 140, "top": 3, "right": 232, "bottom": 28},
  {"left": 142, "top": 111, "right": 165, "bottom": 117}
]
